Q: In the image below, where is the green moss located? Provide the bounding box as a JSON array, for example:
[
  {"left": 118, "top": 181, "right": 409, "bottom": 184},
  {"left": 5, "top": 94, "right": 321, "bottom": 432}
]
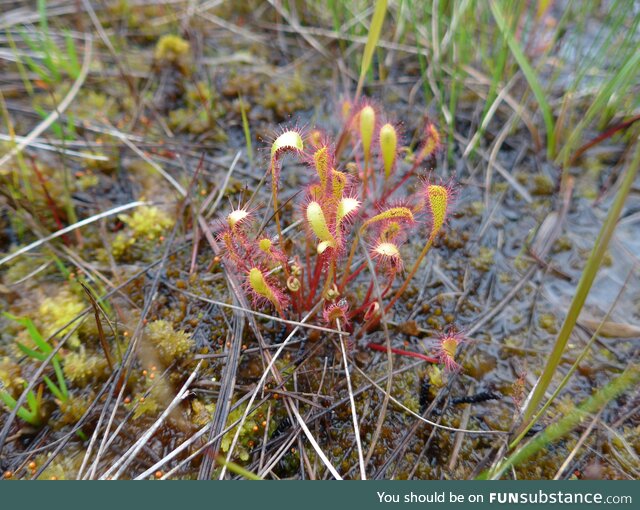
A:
[
  {"left": 73, "top": 91, "right": 117, "bottom": 120},
  {"left": 38, "top": 287, "right": 85, "bottom": 348},
  {"left": 36, "top": 462, "right": 67, "bottom": 480},
  {"left": 189, "top": 398, "right": 274, "bottom": 462},
  {"left": 131, "top": 394, "right": 160, "bottom": 420},
  {"left": 111, "top": 232, "right": 136, "bottom": 259},
  {"left": 427, "top": 365, "right": 444, "bottom": 388},
  {"left": 391, "top": 370, "right": 420, "bottom": 414},
  {"left": 0, "top": 356, "right": 24, "bottom": 394},
  {"left": 154, "top": 34, "right": 191, "bottom": 73},
  {"left": 57, "top": 393, "right": 91, "bottom": 425},
  {"left": 145, "top": 320, "right": 193, "bottom": 364},
  {"left": 119, "top": 206, "right": 174, "bottom": 239},
  {"left": 538, "top": 313, "right": 558, "bottom": 334},
  {"left": 63, "top": 346, "right": 109, "bottom": 385},
  {"left": 155, "top": 34, "right": 190, "bottom": 60},
  {"left": 190, "top": 399, "right": 214, "bottom": 427},
  {"left": 259, "top": 74, "right": 307, "bottom": 120},
  {"left": 76, "top": 172, "right": 99, "bottom": 190},
  {"left": 2, "top": 256, "right": 51, "bottom": 288},
  {"left": 112, "top": 206, "right": 174, "bottom": 261},
  {"left": 514, "top": 255, "right": 531, "bottom": 272},
  {"left": 468, "top": 201, "right": 484, "bottom": 216},
  {"left": 220, "top": 402, "right": 270, "bottom": 462},
  {"left": 471, "top": 247, "right": 495, "bottom": 272},
  {"left": 34, "top": 450, "right": 81, "bottom": 480},
  {"left": 553, "top": 235, "right": 572, "bottom": 253},
  {"left": 532, "top": 174, "right": 555, "bottom": 195}
]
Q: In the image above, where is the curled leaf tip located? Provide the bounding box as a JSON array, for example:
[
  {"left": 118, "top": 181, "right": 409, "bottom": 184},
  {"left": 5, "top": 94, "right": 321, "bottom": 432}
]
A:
[
  {"left": 337, "top": 197, "right": 361, "bottom": 223},
  {"left": 271, "top": 130, "right": 304, "bottom": 158},
  {"left": 438, "top": 330, "right": 463, "bottom": 372},
  {"left": 227, "top": 208, "right": 251, "bottom": 229},
  {"left": 372, "top": 241, "right": 403, "bottom": 271}
]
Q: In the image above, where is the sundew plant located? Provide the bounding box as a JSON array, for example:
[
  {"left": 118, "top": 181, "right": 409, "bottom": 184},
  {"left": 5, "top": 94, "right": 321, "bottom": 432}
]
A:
[{"left": 218, "top": 100, "right": 458, "bottom": 366}]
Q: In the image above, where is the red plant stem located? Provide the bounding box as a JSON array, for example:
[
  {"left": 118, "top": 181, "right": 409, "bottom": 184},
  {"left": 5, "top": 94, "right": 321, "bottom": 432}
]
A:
[
  {"left": 304, "top": 238, "right": 312, "bottom": 287},
  {"left": 29, "top": 158, "right": 69, "bottom": 244},
  {"left": 376, "top": 152, "right": 436, "bottom": 208},
  {"left": 380, "top": 272, "right": 396, "bottom": 298},
  {"left": 569, "top": 113, "right": 640, "bottom": 166},
  {"left": 292, "top": 265, "right": 304, "bottom": 317},
  {"left": 341, "top": 260, "right": 368, "bottom": 289},
  {"left": 340, "top": 232, "right": 360, "bottom": 289},
  {"left": 377, "top": 168, "right": 414, "bottom": 206},
  {"left": 367, "top": 343, "right": 438, "bottom": 364},
  {"left": 291, "top": 289, "right": 302, "bottom": 316},
  {"left": 306, "top": 255, "right": 324, "bottom": 309},
  {"left": 359, "top": 150, "right": 369, "bottom": 200},
  {"left": 349, "top": 301, "right": 371, "bottom": 320},
  {"left": 350, "top": 270, "right": 395, "bottom": 319},
  {"left": 354, "top": 235, "right": 437, "bottom": 337},
  {"left": 348, "top": 280, "right": 375, "bottom": 319}
]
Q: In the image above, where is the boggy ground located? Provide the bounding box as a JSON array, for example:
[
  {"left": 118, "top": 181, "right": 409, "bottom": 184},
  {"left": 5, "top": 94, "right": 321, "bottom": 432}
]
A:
[{"left": 0, "top": 1, "right": 639, "bottom": 480}]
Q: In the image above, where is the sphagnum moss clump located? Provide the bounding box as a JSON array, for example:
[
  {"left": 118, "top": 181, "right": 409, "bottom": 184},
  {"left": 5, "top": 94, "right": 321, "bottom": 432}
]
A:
[
  {"left": 37, "top": 287, "right": 85, "bottom": 349},
  {"left": 145, "top": 320, "right": 193, "bottom": 364},
  {"left": 112, "top": 206, "right": 174, "bottom": 260},
  {"left": 154, "top": 34, "right": 191, "bottom": 74},
  {"left": 118, "top": 205, "right": 174, "bottom": 240},
  {"left": 62, "top": 346, "right": 109, "bottom": 385}
]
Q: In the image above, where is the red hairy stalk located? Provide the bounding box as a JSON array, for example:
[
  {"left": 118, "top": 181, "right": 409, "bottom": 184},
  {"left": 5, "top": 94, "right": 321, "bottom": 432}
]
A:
[{"left": 367, "top": 343, "right": 438, "bottom": 364}]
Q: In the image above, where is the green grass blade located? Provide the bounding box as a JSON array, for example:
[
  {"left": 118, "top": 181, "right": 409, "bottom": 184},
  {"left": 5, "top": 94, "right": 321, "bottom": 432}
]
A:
[
  {"left": 215, "top": 455, "right": 263, "bottom": 480},
  {"left": 37, "top": 0, "right": 49, "bottom": 35},
  {"left": 40, "top": 48, "right": 60, "bottom": 82},
  {"left": 6, "top": 30, "right": 34, "bottom": 96},
  {"left": 34, "top": 104, "right": 63, "bottom": 138},
  {"left": 3, "top": 312, "right": 47, "bottom": 348},
  {"left": 559, "top": 49, "right": 640, "bottom": 166},
  {"left": 16, "top": 341, "right": 46, "bottom": 361},
  {"left": 490, "top": 1, "right": 555, "bottom": 158},
  {"left": 0, "top": 390, "right": 39, "bottom": 426},
  {"left": 487, "top": 364, "right": 640, "bottom": 479},
  {"left": 511, "top": 267, "right": 633, "bottom": 449},
  {"left": 64, "top": 31, "right": 80, "bottom": 78},
  {"left": 519, "top": 140, "right": 640, "bottom": 429},
  {"left": 405, "top": 0, "right": 430, "bottom": 103},
  {"left": 355, "top": 0, "right": 388, "bottom": 101},
  {"left": 0, "top": 390, "right": 18, "bottom": 410},
  {"left": 24, "top": 385, "right": 42, "bottom": 425},
  {"left": 43, "top": 375, "right": 64, "bottom": 402},
  {"left": 22, "top": 53, "right": 53, "bottom": 85},
  {"left": 238, "top": 95, "right": 253, "bottom": 165},
  {"left": 19, "top": 28, "right": 40, "bottom": 53},
  {"left": 21, "top": 319, "right": 51, "bottom": 354},
  {"left": 51, "top": 358, "right": 68, "bottom": 401}
]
